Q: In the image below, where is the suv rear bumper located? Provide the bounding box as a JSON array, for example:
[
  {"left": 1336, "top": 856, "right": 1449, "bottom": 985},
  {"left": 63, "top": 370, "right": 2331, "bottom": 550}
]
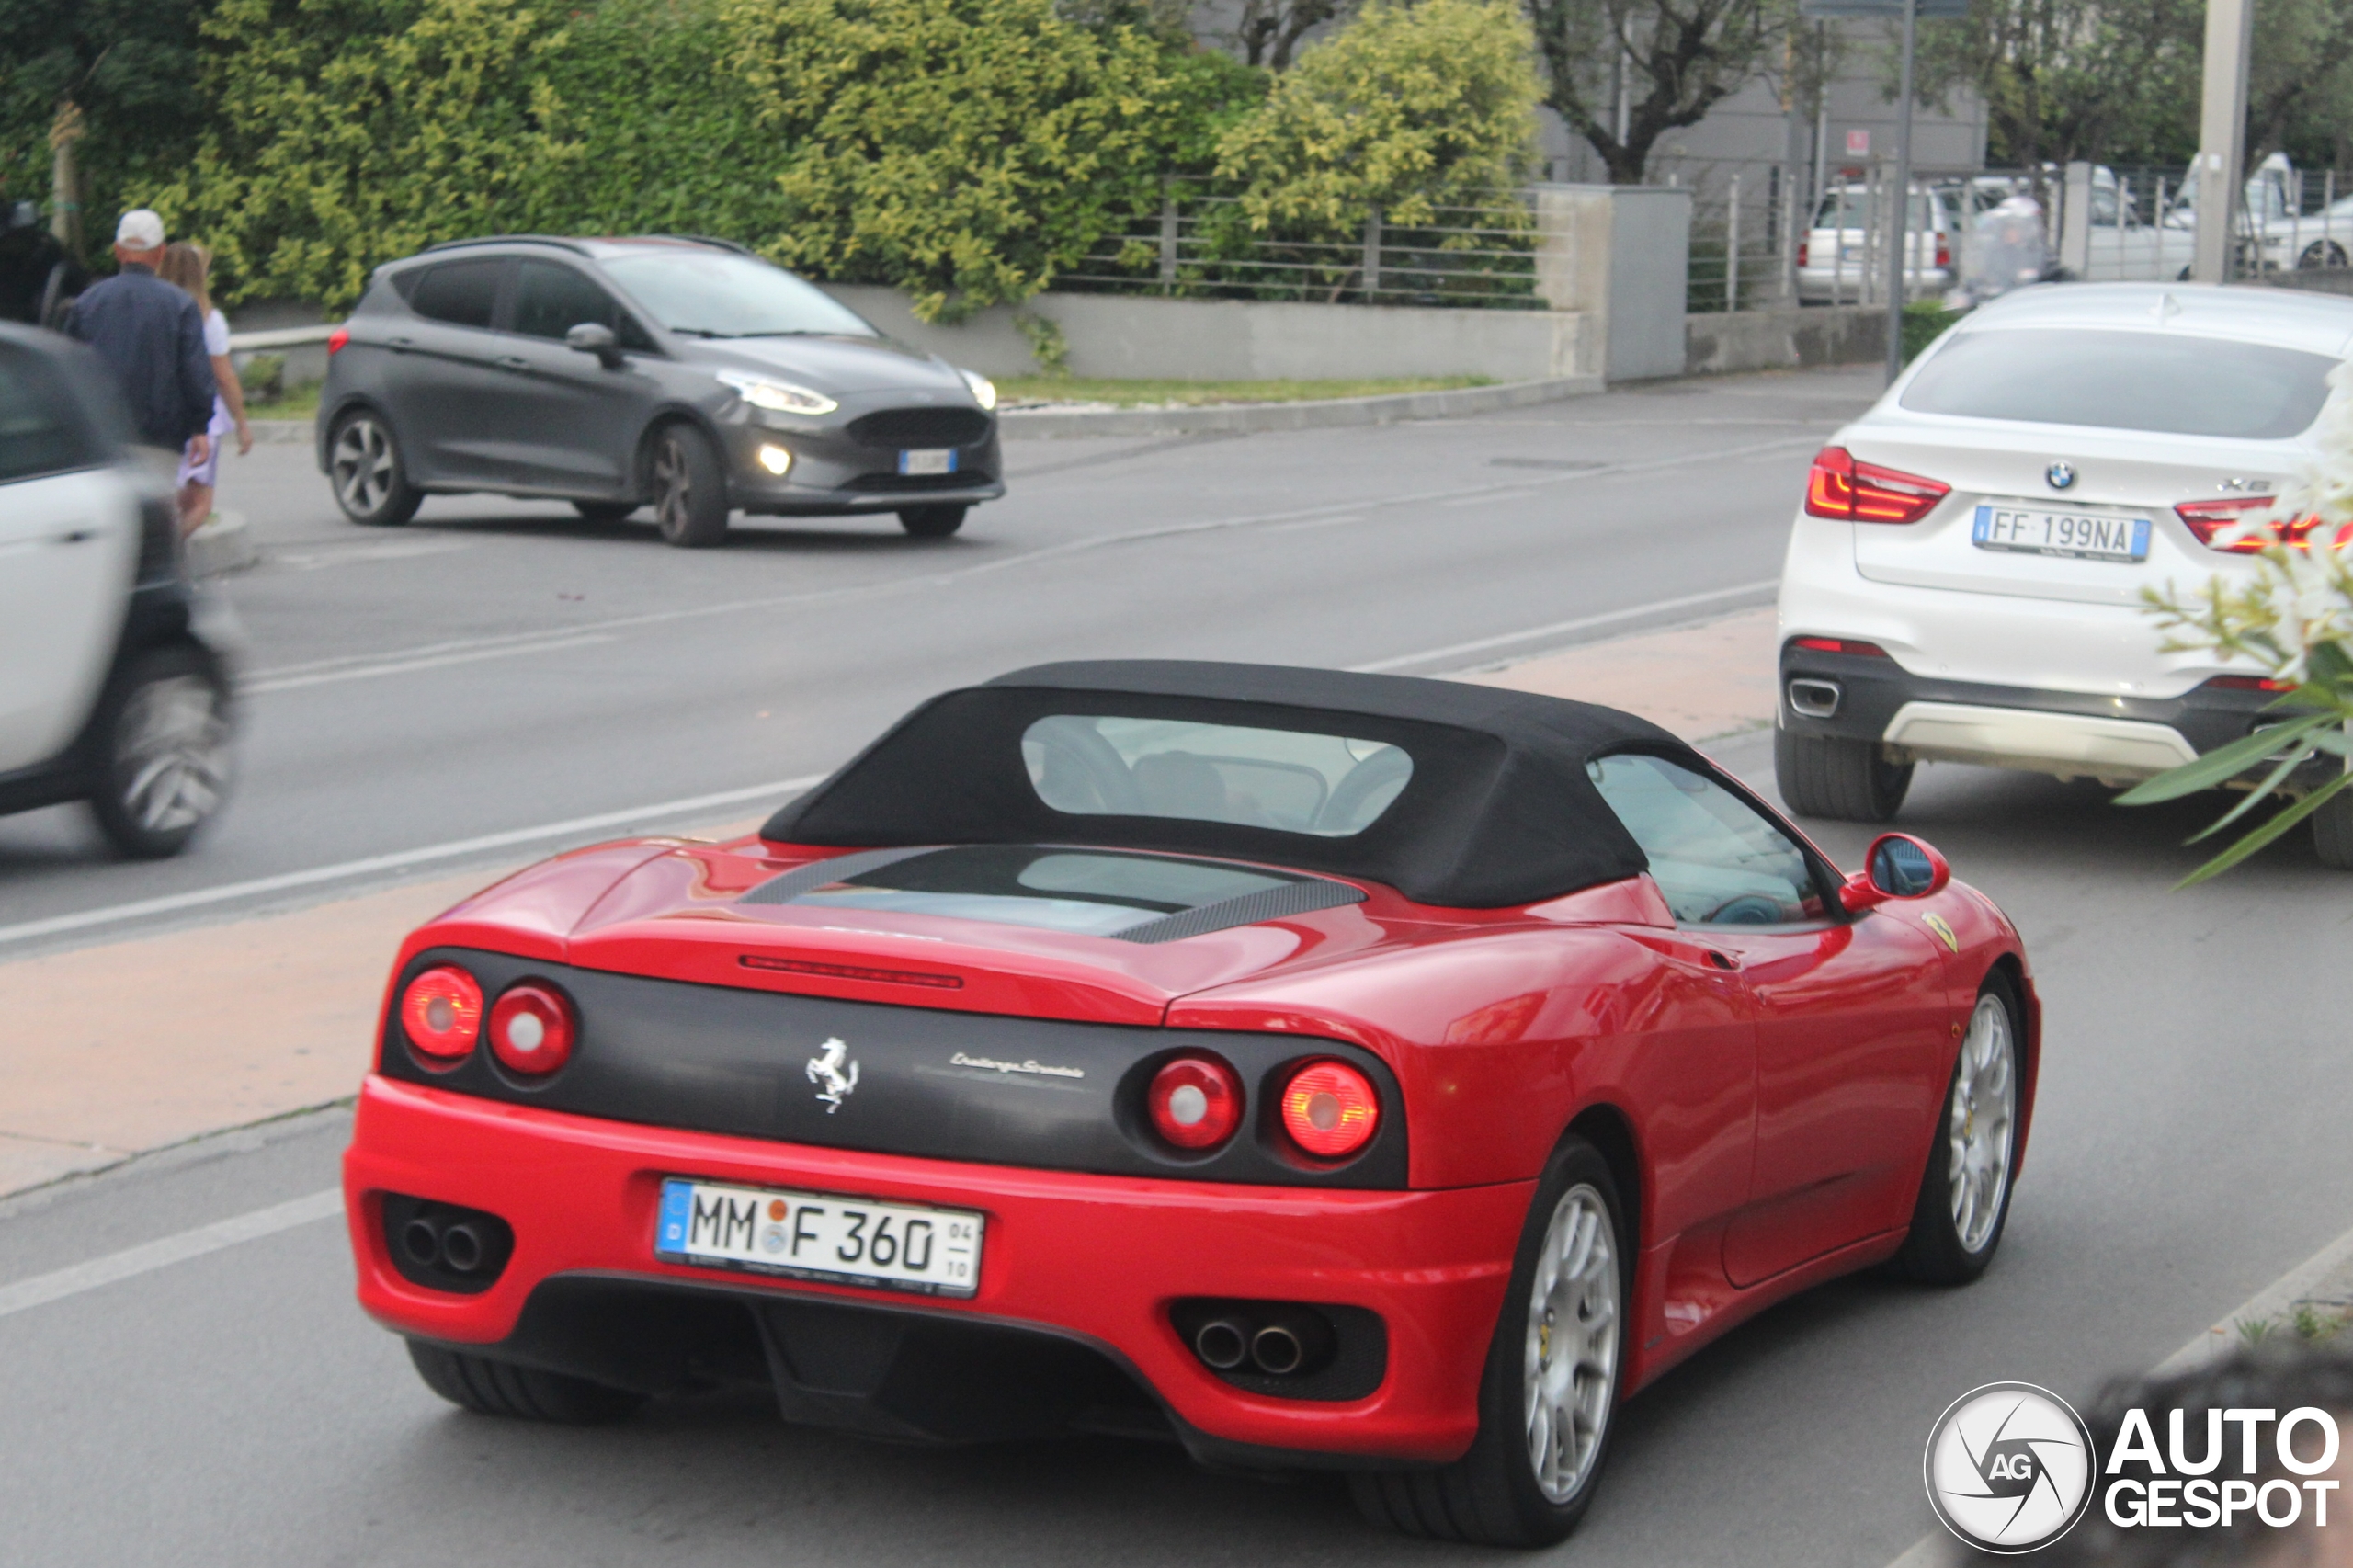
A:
[{"left": 1778, "top": 642, "right": 2293, "bottom": 781}]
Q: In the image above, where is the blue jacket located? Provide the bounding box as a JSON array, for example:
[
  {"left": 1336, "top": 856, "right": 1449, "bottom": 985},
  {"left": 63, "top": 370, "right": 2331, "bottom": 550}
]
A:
[{"left": 64, "top": 263, "right": 216, "bottom": 449}]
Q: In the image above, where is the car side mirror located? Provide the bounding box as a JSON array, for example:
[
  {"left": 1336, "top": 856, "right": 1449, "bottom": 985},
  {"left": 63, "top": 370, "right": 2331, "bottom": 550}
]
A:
[
  {"left": 1839, "top": 833, "right": 1951, "bottom": 913},
  {"left": 565, "top": 322, "right": 624, "bottom": 369}
]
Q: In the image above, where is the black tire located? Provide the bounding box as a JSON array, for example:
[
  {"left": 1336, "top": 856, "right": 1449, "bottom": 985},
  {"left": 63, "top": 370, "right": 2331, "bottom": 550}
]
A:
[
  {"left": 2299, "top": 240, "right": 2348, "bottom": 270},
  {"left": 87, "top": 645, "right": 233, "bottom": 859},
  {"left": 405, "top": 1341, "right": 645, "bottom": 1425},
  {"left": 327, "top": 409, "right": 422, "bottom": 528},
  {"left": 650, "top": 423, "right": 730, "bottom": 548},
  {"left": 573, "top": 500, "right": 638, "bottom": 524},
  {"left": 1774, "top": 725, "right": 1913, "bottom": 822},
  {"left": 1893, "top": 971, "right": 2023, "bottom": 1286},
  {"left": 898, "top": 505, "right": 968, "bottom": 539},
  {"left": 2313, "top": 785, "right": 2353, "bottom": 869},
  {"left": 1350, "top": 1136, "right": 1629, "bottom": 1547}
]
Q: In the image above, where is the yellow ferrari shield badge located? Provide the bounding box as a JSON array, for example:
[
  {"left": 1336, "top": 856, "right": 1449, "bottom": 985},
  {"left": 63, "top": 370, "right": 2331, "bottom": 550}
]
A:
[{"left": 1921, "top": 913, "right": 1960, "bottom": 953}]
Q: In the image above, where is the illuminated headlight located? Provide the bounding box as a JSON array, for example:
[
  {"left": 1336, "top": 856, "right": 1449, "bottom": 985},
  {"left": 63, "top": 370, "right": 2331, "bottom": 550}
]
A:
[
  {"left": 756, "top": 444, "right": 792, "bottom": 476},
  {"left": 716, "top": 370, "right": 837, "bottom": 415},
  {"left": 959, "top": 368, "right": 997, "bottom": 412}
]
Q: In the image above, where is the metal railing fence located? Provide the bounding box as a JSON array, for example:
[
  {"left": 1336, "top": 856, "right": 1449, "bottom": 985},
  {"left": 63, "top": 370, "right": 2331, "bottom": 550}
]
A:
[{"left": 1055, "top": 187, "right": 1542, "bottom": 309}]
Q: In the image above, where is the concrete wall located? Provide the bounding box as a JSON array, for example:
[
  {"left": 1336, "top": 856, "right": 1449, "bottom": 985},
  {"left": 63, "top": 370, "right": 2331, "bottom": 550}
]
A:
[
  {"left": 1529, "top": 184, "right": 1691, "bottom": 381},
  {"left": 821, "top": 284, "right": 1595, "bottom": 383},
  {"left": 1684, "top": 303, "right": 1885, "bottom": 376},
  {"left": 2246, "top": 269, "right": 2353, "bottom": 297}
]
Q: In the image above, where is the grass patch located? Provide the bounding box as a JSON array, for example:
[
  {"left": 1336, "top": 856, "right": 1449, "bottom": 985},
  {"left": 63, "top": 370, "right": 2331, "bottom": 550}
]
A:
[
  {"left": 997, "top": 374, "right": 1495, "bottom": 408},
  {"left": 244, "top": 381, "right": 322, "bottom": 421}
]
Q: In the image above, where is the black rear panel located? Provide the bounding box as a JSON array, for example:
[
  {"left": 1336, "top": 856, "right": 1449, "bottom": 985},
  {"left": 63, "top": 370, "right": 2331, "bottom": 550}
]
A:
[{"left": 382, "top": 949, "right": 1408, "bottom": 1189}]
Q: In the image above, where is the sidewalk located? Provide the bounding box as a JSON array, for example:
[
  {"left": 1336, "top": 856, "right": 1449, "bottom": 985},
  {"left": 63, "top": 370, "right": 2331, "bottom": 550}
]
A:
[{"left": 0, "top": 608, "right": 1776, "bottom": 1198}]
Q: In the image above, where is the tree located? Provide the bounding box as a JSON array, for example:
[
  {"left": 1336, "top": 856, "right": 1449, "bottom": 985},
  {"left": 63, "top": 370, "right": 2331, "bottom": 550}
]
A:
[
  {"left": 1217, "top": 0, "right": 1542, "bottom": 228},
  {"left": 1526, "top": 0, "right": 1799, "bottom": 184},
  {"left": 2243, "top": 0, "right": 2353, "bottom": 170},
  {"left": 1233, "top": 0, "right": 1355, "bottom": 69}
]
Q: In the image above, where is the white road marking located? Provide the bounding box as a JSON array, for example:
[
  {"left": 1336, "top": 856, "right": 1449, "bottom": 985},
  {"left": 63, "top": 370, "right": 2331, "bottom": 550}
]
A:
[
  {"left": 246, "top": 633, "right": 613, "bottom": 693},
  {"left": 1349, "top": 580, "right": 1779, "bottom": 674},
  {"left": 270, "top": 538, "right": 478, "bottom": 572},
  {"left": 0, "top": 774, "right": 826, "bottom": 951},
  {"left": 1879, "top": 1217, "right": 2353, "bottom": 1568},
  {"left": 0, "top": 1188, "right": 342, "bottom": 1323}
]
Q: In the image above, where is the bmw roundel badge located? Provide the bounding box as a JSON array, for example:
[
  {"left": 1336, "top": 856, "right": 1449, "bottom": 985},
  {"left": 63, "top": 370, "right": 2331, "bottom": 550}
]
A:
[{"left": 2045, "top": 460, "right": 2076, "bottom": 491}]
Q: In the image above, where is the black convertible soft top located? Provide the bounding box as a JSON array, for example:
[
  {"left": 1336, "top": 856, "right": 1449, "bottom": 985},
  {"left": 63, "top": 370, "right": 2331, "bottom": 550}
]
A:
[{"left": 759, "top": 660, "right": 1694, "bottom": 908}]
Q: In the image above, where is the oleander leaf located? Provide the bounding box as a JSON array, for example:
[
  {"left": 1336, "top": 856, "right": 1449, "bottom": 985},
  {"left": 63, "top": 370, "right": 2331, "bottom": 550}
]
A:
[
  {"left": 2113, "top": 713, "right": 2332, "bottom": 804},
  {"left": 2175, "top": 773, "right": 2353, "bottom": 887}
]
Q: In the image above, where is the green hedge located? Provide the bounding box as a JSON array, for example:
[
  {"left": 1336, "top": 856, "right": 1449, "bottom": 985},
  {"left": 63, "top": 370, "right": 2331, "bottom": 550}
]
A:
[{"left": 39, "top": 0, "right": 1537, "bottom": 318}]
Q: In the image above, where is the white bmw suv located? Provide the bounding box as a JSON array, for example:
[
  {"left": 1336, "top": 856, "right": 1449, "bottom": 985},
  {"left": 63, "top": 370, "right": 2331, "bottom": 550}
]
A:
[
  {"left": 0, "top": 324, "right": 235, "bottom": 857},
  {"left": 1774, "top": 283, "right": 2353, "bottom": 866}
]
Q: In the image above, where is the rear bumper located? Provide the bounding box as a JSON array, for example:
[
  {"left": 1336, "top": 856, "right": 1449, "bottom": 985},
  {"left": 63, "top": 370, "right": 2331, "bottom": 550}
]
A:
[{"left": 345, "top": 1076, "right": 1529, "bottom": 1464}]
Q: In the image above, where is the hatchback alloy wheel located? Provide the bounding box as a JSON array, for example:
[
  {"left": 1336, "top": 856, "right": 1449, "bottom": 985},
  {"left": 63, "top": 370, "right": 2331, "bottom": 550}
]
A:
[
  {"left": 91, "top": 649, "right": 233, "bottom": 859},
  {"left": 329, "top": 413, "right": 421, "bottom": 527},
  {"left": 650, "top": 425, "right": 729, "bottom": 547}
]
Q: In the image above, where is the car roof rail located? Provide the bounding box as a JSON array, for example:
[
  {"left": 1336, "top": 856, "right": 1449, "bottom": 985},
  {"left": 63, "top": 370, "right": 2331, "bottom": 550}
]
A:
[
  {"left": 416, "top": 235, "right": 595, "bottom": 258},
  {"left": 647, "top": 234, "right": 756, "bottom": 256}
]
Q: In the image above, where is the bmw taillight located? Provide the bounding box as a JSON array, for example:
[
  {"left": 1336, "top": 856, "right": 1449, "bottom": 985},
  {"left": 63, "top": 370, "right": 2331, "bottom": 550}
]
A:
[
  {"left": 487, "top": 983, "right": 576, "bottom": 1076},
  {"left": 1803, "top": 447, "right": 1950, "bottom": 523},
  {"left": 401, "top": 966, "right": 483, "bottom": 1064},
  {"left": 1148, "top": 1054, "right": 1243, "bottom": 1151},
  {"left": 1279, "top": 1061, "right": 1379, "bottom": 1159},
  {"left": 2203, "top": 674, "right": 2296, "bottom": 692},
  {"left": 2175, "top": 496, "right": 2346, "bottom": 553},
  {"left": 326, "top": 327, "right": 349, "bottom": 355}
]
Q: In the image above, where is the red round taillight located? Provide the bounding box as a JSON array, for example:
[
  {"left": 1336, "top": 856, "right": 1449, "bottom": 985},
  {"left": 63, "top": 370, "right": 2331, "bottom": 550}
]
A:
[
  {"left": 488, "top": 983, "right": 575, "bottom": 1076},
  {"left": 1279, "top": 1060, "right": 1380, "bottom": 1158},
  {"left": 1147, "top": 1054, "right": 1243, "bottom": 1151},
  {"left": 401, "top": 965, "right": 483, "bottom": 1063}
]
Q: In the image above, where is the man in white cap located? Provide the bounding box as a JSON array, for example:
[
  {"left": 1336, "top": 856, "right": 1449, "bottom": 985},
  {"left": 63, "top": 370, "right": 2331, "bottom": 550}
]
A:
[{"left": 64, "top": 208, "right": 216, "bottom": 460}]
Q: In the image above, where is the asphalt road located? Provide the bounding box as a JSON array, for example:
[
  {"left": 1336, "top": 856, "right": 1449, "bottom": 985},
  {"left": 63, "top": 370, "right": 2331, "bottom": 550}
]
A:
[
  {"left": 8, "top": 366, "right": 2353, "bottom": 1566},
  {"left": 0, "top": 370, "right": 1859, "bottom": 944}
]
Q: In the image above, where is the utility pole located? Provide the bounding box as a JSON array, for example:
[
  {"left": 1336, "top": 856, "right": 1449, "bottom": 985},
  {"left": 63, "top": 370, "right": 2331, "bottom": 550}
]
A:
[
  {"left": 1883, "top": 0, "right": 1918, "bottom": 383},
  {"left": 2191, "top": 0, "right": 2254, "bottom": 283}
]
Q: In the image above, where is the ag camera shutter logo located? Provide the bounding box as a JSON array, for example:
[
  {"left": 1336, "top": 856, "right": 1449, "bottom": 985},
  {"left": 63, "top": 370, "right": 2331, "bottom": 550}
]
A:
[{"left": 1925, "top": 1381, "right": 2097, "bottom": 1553}]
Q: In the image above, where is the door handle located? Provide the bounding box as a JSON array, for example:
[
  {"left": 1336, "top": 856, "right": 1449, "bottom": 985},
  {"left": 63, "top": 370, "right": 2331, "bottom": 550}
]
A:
[
  {"left": 494, "top": 355, "right": 529, "bottom": 370},
  {"left": 389, "top": 335, "right": 415, "bottom": 349},
  {"left": 1704, "top": 949, "right": 1740, "bottom": 971}
]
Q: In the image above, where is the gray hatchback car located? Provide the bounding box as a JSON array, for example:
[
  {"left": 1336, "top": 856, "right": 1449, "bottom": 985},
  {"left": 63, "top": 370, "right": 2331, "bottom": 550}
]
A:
[{"left": 315, "top": 236, "right": 1005, "bottom": 546}]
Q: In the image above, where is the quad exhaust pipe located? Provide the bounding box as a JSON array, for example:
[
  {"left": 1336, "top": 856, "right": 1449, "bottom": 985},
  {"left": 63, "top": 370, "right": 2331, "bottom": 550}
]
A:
[{"left": 400, "top": 1213, "right": 492, "bottom": 1274}]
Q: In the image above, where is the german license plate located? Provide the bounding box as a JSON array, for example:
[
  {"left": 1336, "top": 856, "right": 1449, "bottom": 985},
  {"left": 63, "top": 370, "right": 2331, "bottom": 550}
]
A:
[
  {"left": 897, "top": 449, "right": 957, "bottom": 476},
  {"left": 1972, "top": 503, "right": 2150, "bottom": 562},
  {"left": 654, "top": 1177, "right": 983, "bottom": 1298}
]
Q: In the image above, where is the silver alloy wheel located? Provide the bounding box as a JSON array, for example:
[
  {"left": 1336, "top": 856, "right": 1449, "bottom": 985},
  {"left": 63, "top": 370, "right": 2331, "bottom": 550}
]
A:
[
  {"left": 331, "top": 417, "right": 397, "bottom": 516},
  {"left": 1523, "top": 1182, "right": 1620, "bottom": 1504},
  {"left": 654, "top": 435, "right": 692, "bottom": 536},
  {"left": 114, "top": 675, "right": 229, "bottom": 833},
  {"left": 1949, "top": 993, "right": 2018, "bottom": 1254}
]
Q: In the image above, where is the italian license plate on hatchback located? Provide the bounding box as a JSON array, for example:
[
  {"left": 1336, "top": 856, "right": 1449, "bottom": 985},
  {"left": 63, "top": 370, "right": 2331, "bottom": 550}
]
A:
[
  {"left": 897, "top": 448, "right": 957, "bottom": 476},
  {"left": 1972, "top": 503, "right": 2150, "bottom": 562},
  {"left": 654, "top": 1177, "right": 983, "bottom": 1297}
]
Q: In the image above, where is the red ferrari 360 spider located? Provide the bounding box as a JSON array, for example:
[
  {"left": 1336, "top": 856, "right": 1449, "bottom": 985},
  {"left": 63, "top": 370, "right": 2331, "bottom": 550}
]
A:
[{"left": 344, "top": 661, "right": 2037, "bottom": 1546}]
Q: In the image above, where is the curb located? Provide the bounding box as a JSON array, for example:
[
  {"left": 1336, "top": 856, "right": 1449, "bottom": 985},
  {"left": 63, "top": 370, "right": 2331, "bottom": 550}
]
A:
[
  {"left": 998, "top": 374, "right": 1603, "bottom": 437},
  {"left": 186, "top": 511, "right": 257, "bottom": 578},
  {"left": 249, "top": 376, "right": 1604, "bottom": 448}
]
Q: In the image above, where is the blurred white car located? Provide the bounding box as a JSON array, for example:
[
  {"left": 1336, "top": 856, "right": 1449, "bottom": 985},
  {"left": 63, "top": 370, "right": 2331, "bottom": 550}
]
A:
[
  {"left": 1772, "top": 283, "right": 2353, "bottom": 866},
  {"left": 1795, "top": 184, "right": 1957, "bottom": 304},
  {"left": 0, "top": 323, "right": 235, "bottom": 857}
]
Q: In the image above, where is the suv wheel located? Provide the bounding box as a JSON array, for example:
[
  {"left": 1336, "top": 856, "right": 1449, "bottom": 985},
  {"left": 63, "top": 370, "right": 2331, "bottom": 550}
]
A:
[
  {"left": 651, "top": 425, "right": 729, "bottom": 548},
  {"left": 88, "top": 646, "right": 233, "bottom": 858},
  {"left": 328, "top": 411, "right": 422, "bottom": 528},
  {"left": 1774, "top": 725, "right": 1912, "bottom": 822},
  {"left": 898, "top": 505, "right": 967, "bottom": 539}
]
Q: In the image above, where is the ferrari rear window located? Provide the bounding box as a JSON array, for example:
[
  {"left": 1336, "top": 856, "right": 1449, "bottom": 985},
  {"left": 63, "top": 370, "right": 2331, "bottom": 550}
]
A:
[
  {"left": 779, "top": 846, "right": 1303, "bottom": 937},
  {"left": 1900, "top": 328, "right": 2335, "bottom": 439},
  {"left": 1022, "top": 716, "right": 1413, "bottom": 837}
]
